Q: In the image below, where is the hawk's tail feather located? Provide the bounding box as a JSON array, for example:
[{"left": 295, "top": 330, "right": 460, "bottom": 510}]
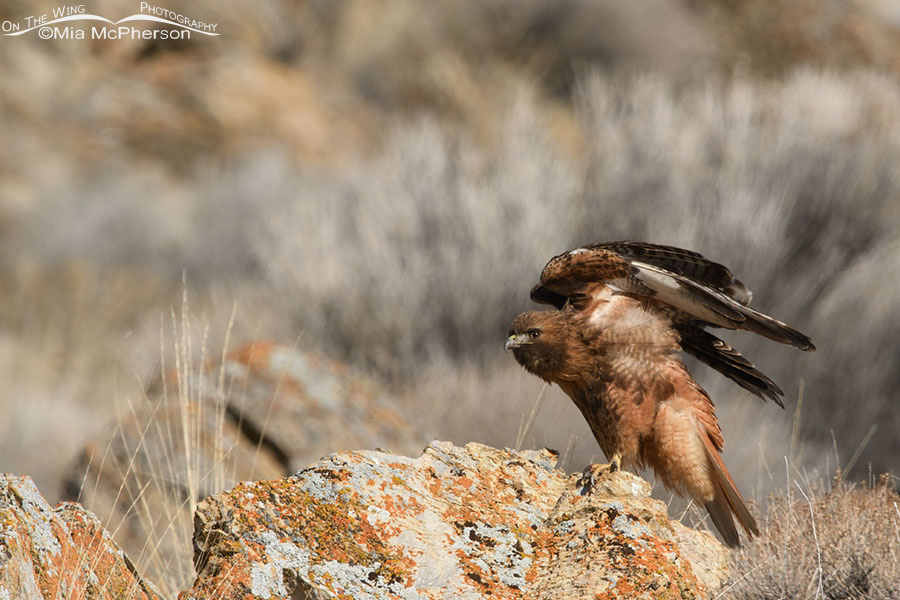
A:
[
  {"left": 705, "top": 496, "right": 740, "bottom": 549},
  {"left": 699, "top": 431, "right": 759, "bottom": 548},
  {"left": 677, "top": 325, "right": 785, "bottom": 407}
]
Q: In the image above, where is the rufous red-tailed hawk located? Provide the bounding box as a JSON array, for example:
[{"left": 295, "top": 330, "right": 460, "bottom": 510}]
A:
[{"left": 505, "top": 241, "right": 814, "bottom": 547}]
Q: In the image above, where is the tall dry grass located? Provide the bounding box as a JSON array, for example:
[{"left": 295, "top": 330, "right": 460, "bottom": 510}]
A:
[
  {"left": 724, "top": 471, "right": 900, "bottom": 599},
  {"left": 69, "top": 300, "right": 249, "bottom": 597}
]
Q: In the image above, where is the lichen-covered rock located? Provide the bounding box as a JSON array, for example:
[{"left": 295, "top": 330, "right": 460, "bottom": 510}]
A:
[
  {"left": 182, "top": 441, "right": 729, "bottom": 599},
  {"left": 0, "top": 474, "right": 160, "bottom": 600}
]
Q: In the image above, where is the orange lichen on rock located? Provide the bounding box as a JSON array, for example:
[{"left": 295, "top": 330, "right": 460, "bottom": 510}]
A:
[
  {"left": 181, "top": 442, "right": 729, "bottom": 599},
  {"left": 0, "top": 475, "right": 161, "bottom": 600}
]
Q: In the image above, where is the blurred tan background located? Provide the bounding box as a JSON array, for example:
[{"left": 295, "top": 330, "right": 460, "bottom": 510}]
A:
[{"left": 2, "top": 0, "right": 900, "bottom": 524}]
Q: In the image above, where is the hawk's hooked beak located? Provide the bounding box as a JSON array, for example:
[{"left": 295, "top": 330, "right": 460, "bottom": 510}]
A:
[{"left": 505, "top": 333, "right": 524, "bottom": 351}]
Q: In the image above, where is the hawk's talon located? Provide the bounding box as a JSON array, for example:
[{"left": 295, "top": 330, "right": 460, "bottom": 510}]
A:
[{"left": 577, "top": 453, "right": 621, "bottom": 495}]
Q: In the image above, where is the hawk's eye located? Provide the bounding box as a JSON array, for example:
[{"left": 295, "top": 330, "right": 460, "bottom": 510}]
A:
[{"left": 527, "top": 329, "right": 541, "bottom": 339}]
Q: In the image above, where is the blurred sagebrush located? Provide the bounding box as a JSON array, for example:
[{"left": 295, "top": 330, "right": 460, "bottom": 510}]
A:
[
  {"left": 574, "top": 71, "right": 900, "bottom": 476},
  {"left": 3, "top": 70, "right": 900, "bottom": 485},
  {"left": 257, "top": 104, "right": 579, "bottom": 374},
  {"left": 248, "top": 70, "right": 900, "bottom": 475}
]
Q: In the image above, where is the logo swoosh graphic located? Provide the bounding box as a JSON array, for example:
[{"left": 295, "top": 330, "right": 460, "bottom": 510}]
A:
[
  {"left": 5, "top": 14, "right": 112, "bottom": 35},
  {"left": 4, "top": 13, "right": 219, "bottom": 36}
]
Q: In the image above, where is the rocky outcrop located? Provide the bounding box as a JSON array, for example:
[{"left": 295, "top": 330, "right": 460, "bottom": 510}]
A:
[
  {"left": 5, "top": 441, "right": 730, "bottom": 599},
  {"left": 0, "top": 474, "right": 161, "bottom": 600},
  {"left": 182, "top": 441, "right": 729, "bottom": 599},
  {"left": 63, "top": 341, "right": 425, "bottom": 593}
]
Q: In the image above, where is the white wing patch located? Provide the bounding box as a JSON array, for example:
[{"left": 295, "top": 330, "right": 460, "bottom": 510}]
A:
[
  {"left": 631, "top": 261, "right": 737, "bottom": 327},
  {"left": 568, "top": 248, "right": 589, "bottom": 255},
  {"left": 633, "top": 261, "right": 680, "bottom": 291}
]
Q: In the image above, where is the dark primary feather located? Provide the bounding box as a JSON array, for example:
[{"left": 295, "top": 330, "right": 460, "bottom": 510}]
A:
[
  {"left": 641, "top": 265, "right": 816, "bottom": 351},
  {"left": 727, "top": 302, "right": 816, "bottom": 351},
  {"left": 676, "top": 324, "right": 785, "bottom": 407}
]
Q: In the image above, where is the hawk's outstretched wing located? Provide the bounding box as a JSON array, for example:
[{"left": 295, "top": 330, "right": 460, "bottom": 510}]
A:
[
  {"left": 529, "top": 241, "right": 815, "bottom": 404},
  {"left": 586, "top": 241, "right": 754, "bottom": 304}
]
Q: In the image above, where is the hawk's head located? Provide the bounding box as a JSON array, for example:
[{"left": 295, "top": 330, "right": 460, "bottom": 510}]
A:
[{"left": 506, "top": 310, "right": 569, "bottom": 382}]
